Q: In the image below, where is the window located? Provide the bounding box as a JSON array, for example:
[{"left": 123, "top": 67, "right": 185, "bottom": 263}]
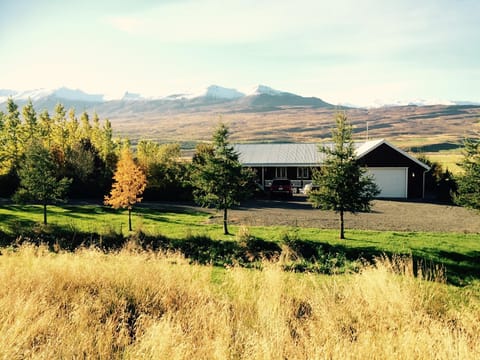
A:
[
  {"left": 297, "top": 167, "right": 309, "bottom": 179},
  {"left": 275, "top": 167, "right": 287, "bottom": 178}
]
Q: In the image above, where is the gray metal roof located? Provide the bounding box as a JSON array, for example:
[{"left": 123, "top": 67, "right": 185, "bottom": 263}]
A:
[
  {"left": 233, "top": 143, "right": 324, "bottom": 166},
  {"left": 233, "top": 139, "right": 429, "bottom": 169}
]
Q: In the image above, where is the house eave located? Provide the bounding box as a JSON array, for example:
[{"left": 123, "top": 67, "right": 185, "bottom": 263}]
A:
[
  {"left": 356, "top": 139, "right": 431, "bottom": 171},
  {"left": 242, "top": 163, "right": 319, "bottom": 167}
]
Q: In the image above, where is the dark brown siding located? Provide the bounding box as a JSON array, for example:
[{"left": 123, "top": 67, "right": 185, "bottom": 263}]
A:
[
  {"left": 287, "top": 167, "right": 297, "bottom": 180},
  {"left": 264, "top": 167, "right": 275, "bottom": 179},
  {"left": 357, "top": 143, "right": 427, "bottom": 198}
]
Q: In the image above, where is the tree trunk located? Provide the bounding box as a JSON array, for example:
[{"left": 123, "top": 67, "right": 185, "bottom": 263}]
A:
[
  {"left": 128, "top": 208, "right": 132, "bottom": 232},
  {"left": 223, "top": 206, "right": 229, "bottom": 235},
  {"left": 340, "top": 209, "right": 345, "bottom": 239},
  {"left": 43, "top": 202, "right": 47, "bottom": 225}
]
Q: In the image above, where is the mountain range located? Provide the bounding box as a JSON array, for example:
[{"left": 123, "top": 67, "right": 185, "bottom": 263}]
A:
[
  {"left": 3, "top": 85, "right": 478, "bottom": 116},
  {"left": 0, "top": 85, "right": 336, "bottom": 115}
]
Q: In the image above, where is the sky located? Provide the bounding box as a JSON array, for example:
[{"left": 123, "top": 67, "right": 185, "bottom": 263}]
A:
[{"left": 1, "top": 0, "right": 479, "bottom": 106}]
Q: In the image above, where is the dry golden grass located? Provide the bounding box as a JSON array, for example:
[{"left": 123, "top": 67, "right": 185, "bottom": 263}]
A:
[
  {"left": 425, "top": 152, "right": 463, "bottom": 174},
  {"left": 1, "top": 244, "right": 479, "bottom": 359}
]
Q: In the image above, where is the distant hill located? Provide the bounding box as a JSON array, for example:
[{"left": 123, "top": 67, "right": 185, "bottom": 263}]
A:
[{"left": 237, "top": 85, "right": 334, "bottom": 112}]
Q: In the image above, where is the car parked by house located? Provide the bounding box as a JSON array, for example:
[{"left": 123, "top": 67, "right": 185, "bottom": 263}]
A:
[{"left": 269, "top": 179, "right": 293, "bottom": 198}]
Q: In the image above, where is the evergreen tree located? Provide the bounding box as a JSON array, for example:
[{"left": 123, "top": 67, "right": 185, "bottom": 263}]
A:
[
  {"left": 79, "top": 111, "right": 92, "bottom": 140},
  {"left": 191, "top": 143, "right": 215, "bottom": 166},
  {"left": 455, "top": 136, "right": 480, "bottom": 210},
  {"left": 0, "top": 98, "right": 22, "bottom": 175},
  {"left": 417, "top": 155, "right": 456, "bottom": 202},
  {"left": 190, "top": 123, "right": 254, "bottom": 235},
  {"left": 104, "top": 147, "right": 147, "bottom": 231},
  {"left": 0, "top": 110, "right": 5, "bottom": 172},
  {"left": 91, "top": 112, "right": 102, "bottom": 150},
  {"left": 14, "top": 142, "right": 71, "bottom": 225},
  {"left": 66, "top": 108, "right": 80, "bottom": 146},
  {"left": 309, "top": 113, "right": 379, "bottom": 239},
  {"left": 38, "top": 109, "right": 53, "bottom": 147},
  {"left": 66, "top": 139, "right": 96, "bottom": 183},
  {"left": 0, "top": 100, "right": 124, "bottom": 199},
  {"left": 99, "top": 118, "right": 116, "bottom": 162},
  {"left": 52, "top": 103, "right": 68, "bottom": 156},
  {"left": 21, "top": 99, "right": 38, "bottom": 142}
]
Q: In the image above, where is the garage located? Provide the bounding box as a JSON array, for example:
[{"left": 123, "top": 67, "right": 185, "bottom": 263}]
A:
[{"left": 366, "top": 167, "right": 407, "bottom": 198}]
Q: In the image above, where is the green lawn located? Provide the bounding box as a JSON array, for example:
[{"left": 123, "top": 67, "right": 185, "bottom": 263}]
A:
[
  {"left": 1, "top": 203, "right": 479, "bottom": 285},
  {"left": 0, "top": 204, "right": 207, "bottom": 238}
]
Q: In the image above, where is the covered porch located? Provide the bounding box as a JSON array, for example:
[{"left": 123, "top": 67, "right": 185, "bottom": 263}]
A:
[{"left": 251, "top": 166, "right": 315, "bottom": 192}]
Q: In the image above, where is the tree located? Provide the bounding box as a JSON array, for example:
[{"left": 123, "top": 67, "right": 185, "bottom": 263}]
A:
[
  {"left": 0, "top": 98, "right": 22, "bottom": 174},
  {"left": 455, "top": 136, "right": 480, "bottom": 210},
  {"left": 309, "top": 113, "right": 380, "bottom": 239},
  {"left": 66, "top": 108, "right": 80, "bottom": 146},
  {"left": 137, "top": 141, "right": 189, "bottom": 200},
  {"left": 52, "top": 103, "right": 68, "bottom": 155},
  {"left": 417, "top": 155, "right": 456, "bottom": 202},
  {"left": 79, "top": 111, "right": 92, "bottom": 140},
  {"left": 104, "top": 147, "right": 147, "bottom": 231},
  {"left": 21, "top": 99, "right": 38, "bottom": 142},
  {"left": 99, "top": 118, "right": 116, "bottom": 162},
  {"left": 14, "top": 142, "right": 71, "bottom": 225},
  {"left": 38, "top": 109, "right": 53, "bottom": 147},
  {"left": 190, "top": 123, "right": 254, "bottom": 235}
]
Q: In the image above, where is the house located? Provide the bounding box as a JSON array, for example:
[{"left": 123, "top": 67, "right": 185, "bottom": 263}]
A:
[{"left": 234, "top": 139, "right": 430, "bottom": 199}]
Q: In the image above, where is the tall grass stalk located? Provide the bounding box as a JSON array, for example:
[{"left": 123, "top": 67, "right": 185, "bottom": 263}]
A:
[{"left": 0, "top": 245, "right": 478, "bottom": 359}]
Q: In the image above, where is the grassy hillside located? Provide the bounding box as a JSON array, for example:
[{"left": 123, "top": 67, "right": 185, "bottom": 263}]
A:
[
  {"left": 0, "top": 246, "right": 479, "bottom": 359},
  {"left": 106, "top": 105, "right": 480, "bottom": 148}
]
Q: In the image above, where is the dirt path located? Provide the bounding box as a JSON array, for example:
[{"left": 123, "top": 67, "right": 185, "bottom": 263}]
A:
[{"left": 221, "top": 196, "right": 480, "bottom": 233}]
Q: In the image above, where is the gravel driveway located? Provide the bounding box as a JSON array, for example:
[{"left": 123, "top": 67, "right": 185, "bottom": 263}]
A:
[{"left": 221, "top": 195, "right": 480, "bottom": 233}]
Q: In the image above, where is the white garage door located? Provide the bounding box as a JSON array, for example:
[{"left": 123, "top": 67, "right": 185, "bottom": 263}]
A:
[{"left": 366, "top": 167, "right": 408, "bottom": 198}]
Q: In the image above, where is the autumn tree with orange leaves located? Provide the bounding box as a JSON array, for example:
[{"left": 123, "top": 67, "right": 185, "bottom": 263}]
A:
[{"left": 104, "top": 147, "right": 147, "bottom": 231}]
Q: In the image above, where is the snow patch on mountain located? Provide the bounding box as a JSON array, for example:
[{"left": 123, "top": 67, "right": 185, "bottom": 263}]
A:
[
  {"left": 201, "top": 85, "right": 245, "bottom": 99},
  {"left": 121, "top": 91, "right": 182, "bottom": 101},
  {"left": 349, "top": 98, "right": 458, "bottom": 109},
  {"left": 250, "top": 85, "right": 284, "bottom": 96},
  {"left": 0, "top": 89, "right": 18, "bottom": 103},
  {"left": 14, "top": 88, "right": 54, "bottom": 101},
  {"left": 53, "top": 87, "right": 104, "bottom": 102},
  {"left": 121, "top": 91, "right": 145, "bottom": 101},
  {"left": 0, "top": 87, "right": 104, "bottom": 103},
  {"left": 162, "top": 93, "right": 193, "bottom": 101},
  {"left": 0, "top": 89, "right": 17, "bottom": 97}
]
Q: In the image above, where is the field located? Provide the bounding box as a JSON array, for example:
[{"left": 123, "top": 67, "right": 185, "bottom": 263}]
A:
[
  {"left": 424, "top": 152, "right": 463, "bottom": 174},
  {"left": 1, "top": 200, "right": 480, "bottom": 358},
  {"left": 108, "top": 105, "right": 480, "bottom": 149},
  {"left": 1, "top": 245, "right": 479, "bottom": 359}
]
